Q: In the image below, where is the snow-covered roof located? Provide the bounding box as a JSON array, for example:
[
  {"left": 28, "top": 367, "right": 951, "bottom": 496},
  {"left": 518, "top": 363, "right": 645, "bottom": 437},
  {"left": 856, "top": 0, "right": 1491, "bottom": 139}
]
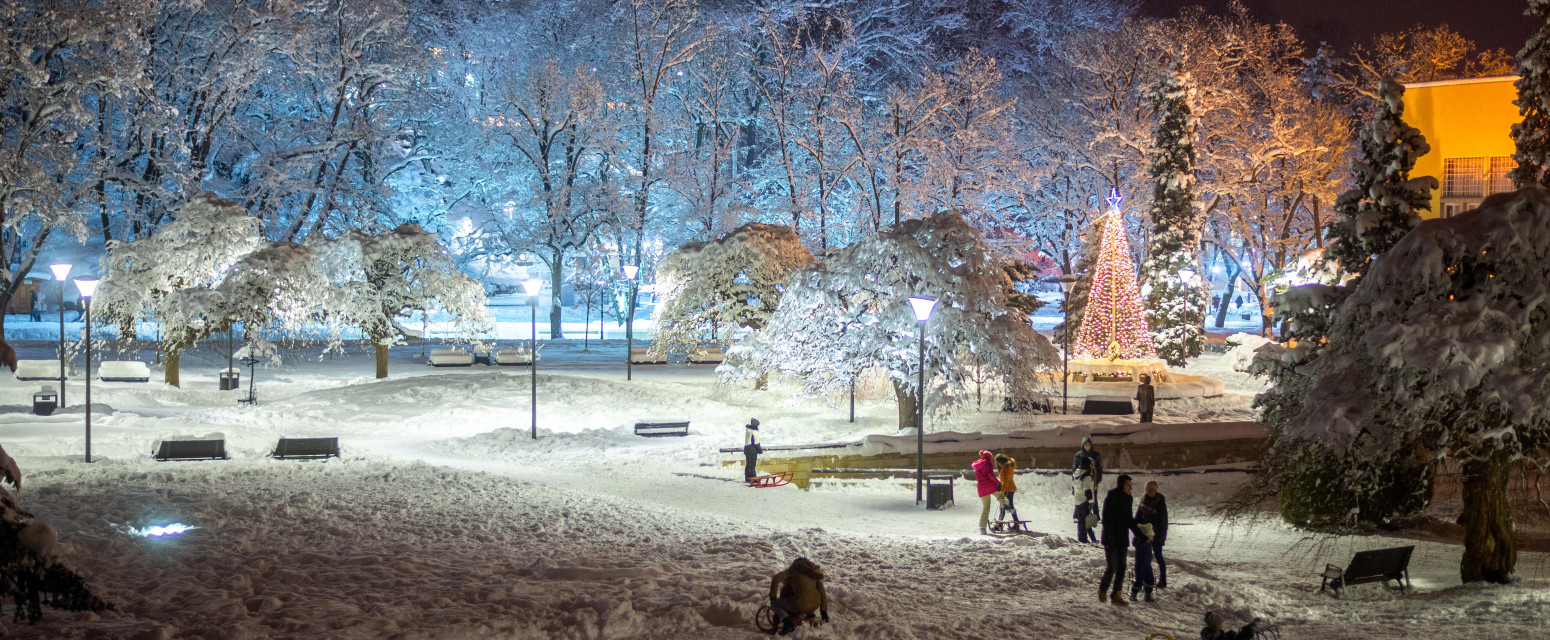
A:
[{"left": 1401, "top": 75, "right": 1517, "bottom": 89}]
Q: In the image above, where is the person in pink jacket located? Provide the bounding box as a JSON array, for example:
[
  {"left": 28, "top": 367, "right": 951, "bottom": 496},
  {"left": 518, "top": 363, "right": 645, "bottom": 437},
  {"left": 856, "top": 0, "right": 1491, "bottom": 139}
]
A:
[{"left": 972, "top": 450, "right": 1007, "bottom": 535}]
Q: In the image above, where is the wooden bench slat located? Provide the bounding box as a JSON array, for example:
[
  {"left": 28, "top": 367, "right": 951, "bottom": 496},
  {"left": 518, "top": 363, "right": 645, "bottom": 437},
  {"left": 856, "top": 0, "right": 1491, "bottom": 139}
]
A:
[
  {"left": 634, "top": 421, "right": 689, "bottom": 437},
  {"left": 154, "top": 439, "right": 228, "bottom": 461},
  {"left": 273, "top": 437, "right": 340, "bottom": 460}
]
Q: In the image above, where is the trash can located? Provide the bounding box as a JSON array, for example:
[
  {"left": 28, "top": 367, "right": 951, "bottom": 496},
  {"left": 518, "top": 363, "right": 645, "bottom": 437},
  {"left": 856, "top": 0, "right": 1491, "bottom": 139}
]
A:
[
  {"left": 33, "top": 387, "right": 58, "bottom": 416},
  {"left": 219, "top": 369, "right": 241, "bottom": 391},
  {"left": 925, "top": 475, "right": 956, "bottom": 510}
]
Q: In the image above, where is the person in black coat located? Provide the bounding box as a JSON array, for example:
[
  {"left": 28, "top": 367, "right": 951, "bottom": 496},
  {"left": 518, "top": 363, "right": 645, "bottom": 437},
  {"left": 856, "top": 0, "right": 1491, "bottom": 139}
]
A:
[
  {"left": 1071, "top": 437, "right": 1103, "bottom": 543},
  {"left": 1098, "top": 474, "right": 1149, "bottom": 604},
  {"left": 1138, "top": 480, "right": 1170, "bottom": 588},
  {"left": 1135, "top": 374, "right": 1156, "bottom": 423},
  {"left": 743, "top": 419, "right": 763, "bottom": 483}
]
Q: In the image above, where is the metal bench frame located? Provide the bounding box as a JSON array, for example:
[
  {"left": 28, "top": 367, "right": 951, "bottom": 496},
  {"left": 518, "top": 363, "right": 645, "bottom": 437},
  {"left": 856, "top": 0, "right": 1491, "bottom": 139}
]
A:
[
  {"left": 154, "top": 439, "right": 229, "bottom": 461},
  {"left": 272, "top": 437, "right": 341, "bottom": 460},
  {"left": 1320, "top": 545, "right": 1414, "bottom": 597},
  {"left": 634, "top": 421, "right": 690, "bottom": 437}
]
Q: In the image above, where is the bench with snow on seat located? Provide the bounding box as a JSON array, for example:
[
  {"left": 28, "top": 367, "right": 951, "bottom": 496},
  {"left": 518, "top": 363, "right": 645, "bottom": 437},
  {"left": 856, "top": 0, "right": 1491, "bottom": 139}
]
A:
[
  {"left": 1319, "top": 545, "right": 1413, "bottom": 597},
  {"left": 629, "top": 346, "right": 667, "bottom": 365},
  {"left": 99, "top": 361, "right": 151, "bottom": 382},
  {"left": 271, "top": 437, "right": 340, "bottom": 460},
  {"left": 492, "top": 348, "right": 534, "bottom": 366},
  {"left": 15, "top": 359, "right": 63, "bottom": 382},
  {"left": 633, "top": 420, "right": 689, "bottom": 437},
  {"left": 427, "top": 348, "right": 474, "bottom": 367},
  {"left": 154, "top": 438, "right": 228, "bottom": 461}
]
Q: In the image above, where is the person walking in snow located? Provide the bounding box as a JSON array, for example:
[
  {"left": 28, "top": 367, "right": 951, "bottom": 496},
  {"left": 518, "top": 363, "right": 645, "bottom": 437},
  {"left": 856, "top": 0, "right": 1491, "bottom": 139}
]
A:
[
  {"left": 995, "top": 454, "right": 1019, "bottom": 524},
  {"left": 1099, "top": 474, "right": 1149, "bottom": 605},
  {"left": 1201, "top": 612, "right": 1258, "bottom": 640},
  {"left": 28, "top": 291, "right": 41, "bottom": 322},
  {"left": 972, "top": 450, "right": 1005, "bottom": 535},
  {"left": 769, "top": 557, "right": 829, "bottom": 636},
  {"left": 1136, "top": 374, "right": 1156, "bottom": 423},
  {"left": 743, "top": 419, "right": 763, "bottom": 484},
  {"left": 1139, "top": 480, "right": 1170, "bottom": 589},
  {"left": 1072, "top": 437, "right": 1102, "bottom": 543}
]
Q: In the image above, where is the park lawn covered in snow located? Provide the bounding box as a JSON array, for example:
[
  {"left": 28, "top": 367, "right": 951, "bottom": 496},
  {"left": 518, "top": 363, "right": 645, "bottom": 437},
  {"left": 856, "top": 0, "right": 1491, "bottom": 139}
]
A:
[{"left": 0, "top": 345, "right": 1544, "bottom": 639}]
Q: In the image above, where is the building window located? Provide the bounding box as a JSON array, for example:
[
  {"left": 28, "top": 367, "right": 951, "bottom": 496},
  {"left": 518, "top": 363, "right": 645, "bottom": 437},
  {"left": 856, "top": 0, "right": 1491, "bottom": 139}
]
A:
[
  {"left": 1443, "top": 156, "right": 1517, "bottom": 199},
  {"left": 1442, "top": 203, "right": 1460, "bottom": 217}
]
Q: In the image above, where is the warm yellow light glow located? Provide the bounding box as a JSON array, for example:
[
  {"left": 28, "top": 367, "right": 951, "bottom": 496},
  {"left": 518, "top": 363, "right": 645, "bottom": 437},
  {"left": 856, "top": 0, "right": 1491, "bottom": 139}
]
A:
[{"left": 1072, "top": 211, "right": 1156, "bottom": 360}]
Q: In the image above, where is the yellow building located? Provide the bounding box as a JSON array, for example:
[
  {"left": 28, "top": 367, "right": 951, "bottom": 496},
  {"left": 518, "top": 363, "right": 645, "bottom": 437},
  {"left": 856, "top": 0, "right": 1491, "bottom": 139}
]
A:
[{"left": 1401, "top": 76, "right": 1520, "bottom": 218}]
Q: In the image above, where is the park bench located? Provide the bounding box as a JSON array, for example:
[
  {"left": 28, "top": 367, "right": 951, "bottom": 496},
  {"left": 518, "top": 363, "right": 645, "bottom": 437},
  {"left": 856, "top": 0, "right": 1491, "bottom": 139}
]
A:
[
  {"left": 99, "top": 361, "right": 151, "bottom": 382},
  {"left": 688, "top": 345, "right": 725, "bottom": 365},
  {"left": 1082, "top": 395, "right": 1134, "bottom": 415},
  {"left": 428, "top": 348, "right": 474, "bottom": 367},
  {"left": 1319, "top": 545, "right": 1414, "bottom": 597},
  {"left": 634, "top": 420, "right": 690, "bottom": 437},
  {"left": 492, "top": 348, "right": 533, "bottom": 366},
  {"left": 15, "top": 359, "right": 62, "bottom": 382},
  {"left": 272, "top": 437, "right": 340, "bottom": 460},
  {"left": 154, "top": 439, "right": 228, "bottom": 461},
  {"left": 629, "top": 347, "right": 667, "bottom": 365}
]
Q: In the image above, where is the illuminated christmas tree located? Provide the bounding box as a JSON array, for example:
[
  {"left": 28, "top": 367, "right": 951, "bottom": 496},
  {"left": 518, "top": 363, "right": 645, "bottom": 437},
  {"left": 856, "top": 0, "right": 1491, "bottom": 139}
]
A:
[{"left": 1073, "top": 189, "right": 1157, "bottom": 360}]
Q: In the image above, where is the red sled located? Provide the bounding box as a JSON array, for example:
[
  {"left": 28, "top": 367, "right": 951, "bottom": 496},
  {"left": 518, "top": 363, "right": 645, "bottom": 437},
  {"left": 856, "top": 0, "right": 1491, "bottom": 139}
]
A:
[{"left": 748, "top": 471, "right": 794, "bottom": 488}]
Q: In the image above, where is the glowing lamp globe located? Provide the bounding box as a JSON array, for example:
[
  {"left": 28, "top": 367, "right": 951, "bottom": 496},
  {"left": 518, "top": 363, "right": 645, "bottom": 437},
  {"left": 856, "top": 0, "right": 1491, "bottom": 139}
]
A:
[
  {"left": 1178, "top": 268, "right": 1196, "bottom": 284},
  {"left": 621, "top": 265, "right": 639, "bottom": 280},
  {"left": 73, "top": 276, "right": 100, "bottom": 299},
  {"left": 907, "top": 296, "right": 937, "bottom": 322},
  {"left": 50, "top": 263, "right": 72, "bottom": 281},
  {"left": 522, "top": 278, "right": 543, "bottom": 298}
]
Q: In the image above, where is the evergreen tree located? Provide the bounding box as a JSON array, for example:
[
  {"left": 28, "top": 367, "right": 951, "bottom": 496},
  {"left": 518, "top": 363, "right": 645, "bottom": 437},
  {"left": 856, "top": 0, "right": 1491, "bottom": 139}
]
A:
[
  {"left": 1073, "top": 195, "right": 1156, "bottom": 361},
  {"left": 1324, "top": 77, "right": 1437, "bottom": 278},
  {"left": 1512, "top": 0, "right": 1550, "bottom": 188},
  {"left": 1140, "top": 60, "right": 1207, "bottom": 366}
]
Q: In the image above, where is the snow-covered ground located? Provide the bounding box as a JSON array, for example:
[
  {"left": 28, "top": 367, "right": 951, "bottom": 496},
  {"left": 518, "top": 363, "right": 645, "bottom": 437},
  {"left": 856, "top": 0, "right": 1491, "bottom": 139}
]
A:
[{"left": 1, "top": 345, "right": 1543, "bottom": 639}]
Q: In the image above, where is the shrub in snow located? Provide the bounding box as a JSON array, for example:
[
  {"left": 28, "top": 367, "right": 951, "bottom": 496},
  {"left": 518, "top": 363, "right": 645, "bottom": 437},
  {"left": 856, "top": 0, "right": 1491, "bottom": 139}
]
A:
[
  {"left": 0, "top": 443, "right": 109, "bottom": 623},
  {"left": 1223, "top": 333, "right": 1271, "bottom": 372},
  {"left": 95, "top": 193, "right": 263, "bottom": 386},
  {"left": 316, "top": 223, "right": 494, "bottom": 378},
  {"left": 722, "top": 211, "right": 1056, "bottom": 431},
  {"left": 1279, "top": 188, "right": 1550, "bottom": 583},
  {"left": 1140, "top": 58, "right": 1207, "bottom": 367},
  {"left": 651, "top": 223, "right": 814, "bottom": 360}
]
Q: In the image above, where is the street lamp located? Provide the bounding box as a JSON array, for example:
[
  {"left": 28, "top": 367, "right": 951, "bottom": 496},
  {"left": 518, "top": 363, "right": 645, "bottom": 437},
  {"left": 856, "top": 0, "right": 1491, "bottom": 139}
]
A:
[
  {"left": 523, "top": 278, "right": 543, "bottom": 440},
  {"left": 1059, "top": 276, "right": 1078, "bottom": 415},
  {"left": 622, "top": 265, "right": 639, "bottom": 381},
  {"left": 1178, "top": 268, "right": 1196, "bottom": 284},
  {"left": 50, "top": 263, "right": 71, "bottom": 407},
  {"left": 73, "top": 276, "right": 99, "bottom": 463},
  {"left": 907, "top": 295, "right": 937, "bottom": 504}
]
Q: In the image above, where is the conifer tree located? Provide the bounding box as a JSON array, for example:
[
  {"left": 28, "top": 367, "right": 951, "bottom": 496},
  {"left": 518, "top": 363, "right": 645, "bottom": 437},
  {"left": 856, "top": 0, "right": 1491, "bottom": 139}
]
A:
[
  {"left": 1140, "top": 60, "right": 1206, "bottom": 366},
  {"left": 1511, "top": 0, "right": 1550, "bottom": 188}
]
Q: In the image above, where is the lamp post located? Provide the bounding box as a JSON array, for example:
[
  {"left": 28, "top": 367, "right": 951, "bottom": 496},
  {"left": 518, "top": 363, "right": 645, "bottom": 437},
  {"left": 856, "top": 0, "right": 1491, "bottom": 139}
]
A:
[
  {"left": 1059, "top": 276, "right": 1077, "bottom": 414},
  {"left": 523, "top": 278, "right": 542, "bottom": 440},
  {"left": 907, "top": 296, "right": 937, "bottom": 504},
  {"left": 621, "top": 265, "right": 639, "bottom": 381},
  {"left": 74, "top": 276, "right": 99, "bottom": 463},
  {"left": 50, "top": 264, "right": 71, "bottom": 407}
]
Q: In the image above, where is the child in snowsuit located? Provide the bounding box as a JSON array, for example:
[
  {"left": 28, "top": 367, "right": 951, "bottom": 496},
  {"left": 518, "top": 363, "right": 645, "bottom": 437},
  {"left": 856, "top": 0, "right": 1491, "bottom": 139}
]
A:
[
  {"left": 1130, "top": 520, "right": 1156, "bottom": 602},
  {"left": 743, "top": 419, "right": 762, "bottom": 483},
  {"left": 1201, "top": 611, "right": 1258, "bottom": 640},
  {"left": 995, "top": 454, "right": 1019, "bottom": 523},
  {"left": 769, "top": 557, "right": 829, "bottom": 636}
]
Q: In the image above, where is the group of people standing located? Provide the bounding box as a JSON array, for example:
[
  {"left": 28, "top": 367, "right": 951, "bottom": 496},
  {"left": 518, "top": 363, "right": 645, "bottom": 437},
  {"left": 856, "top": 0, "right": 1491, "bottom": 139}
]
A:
[
  {"left": 971, "top": 450, "right": 1020, "bottom": 534},
  {"left": 1074, "top": 436, "right": 1169, "bottom": 604}
]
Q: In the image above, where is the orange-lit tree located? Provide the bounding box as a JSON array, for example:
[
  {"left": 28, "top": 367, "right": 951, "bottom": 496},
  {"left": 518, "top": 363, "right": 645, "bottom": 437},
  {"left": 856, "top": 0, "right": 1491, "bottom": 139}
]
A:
[{"left": 1073, "top": 190, "right": 1157, "bottom": 360}]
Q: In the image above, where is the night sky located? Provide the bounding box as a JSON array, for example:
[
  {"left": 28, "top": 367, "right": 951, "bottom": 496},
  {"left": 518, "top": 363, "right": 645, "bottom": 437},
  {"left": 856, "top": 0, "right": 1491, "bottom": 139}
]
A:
[{"left": 1143, "top": 0, "right": 1536, "bottom": 55}]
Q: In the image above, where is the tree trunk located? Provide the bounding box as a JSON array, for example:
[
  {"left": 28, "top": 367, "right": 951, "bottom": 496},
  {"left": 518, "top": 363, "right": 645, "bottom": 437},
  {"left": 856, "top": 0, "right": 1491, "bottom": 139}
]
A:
[
  {"left": 894, "top": 380, "right": 919, "bottom": 432},
  {"left": 1214, "top": 266, "right": 1237, "bottom": 329},
  {"left": 164, "top": 345, "right": 181, "bottom": 387},
  {"left": 549, "top": 257, "right": 565, "bottom": 339},
  {"left": 1459, "top": 451, "right": 1517, "bottom": 583},
  {"left": 374, "top": 340, "right": 389, "bottom": 379}
]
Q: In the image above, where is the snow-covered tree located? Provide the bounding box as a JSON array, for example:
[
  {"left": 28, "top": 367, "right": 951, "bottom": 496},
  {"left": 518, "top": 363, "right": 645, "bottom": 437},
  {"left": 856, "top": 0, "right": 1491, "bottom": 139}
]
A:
[
  {"left": 722, "top": 211, "right": 1055, "bottom": 431},
  {"left": 1050, "top": 213, "right": 1106, "bottom": 346},
  {"left": 1512, "top": 0, "right": 1550, "bottom": 189},
  {"left": 1, "top": 442, "right": 109, "bottom": 623},
  {"left": 1280, "top": 188, "right": 1550, "bottom": 583},
  {"left": 95, "top": 193, "right": 264, "bottom": 386},
  {"left": 1140, "top": 59, "right": 1206, "bottom": 366},
  {"left": 1325, "top": 77, "right": 1437, "bottom": 279},
  {"left": 317, "top": 223, "right": 494, "bottom": 379},
  {"left": 651, "top": 223, "right": 814, "bottom": 359}
]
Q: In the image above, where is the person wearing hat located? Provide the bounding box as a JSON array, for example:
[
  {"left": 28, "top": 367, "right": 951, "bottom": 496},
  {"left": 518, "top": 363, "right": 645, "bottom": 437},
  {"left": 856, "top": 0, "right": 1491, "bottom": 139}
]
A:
[
  {"left": 743, "top": 419, "right": 763, "bottom": 484},
  {"left": 1201, "top": 611, "right": 1258, "bottom": 640},
  {"left": 1072, "top": 436, "right": 1103, "bottom": 543}
]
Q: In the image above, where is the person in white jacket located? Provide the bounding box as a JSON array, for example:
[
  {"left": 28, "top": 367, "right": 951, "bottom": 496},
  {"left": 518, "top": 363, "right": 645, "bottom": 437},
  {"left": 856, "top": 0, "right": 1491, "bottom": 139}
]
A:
[{"left": 743, "top": 419, "right": 762, "bottom": 483}]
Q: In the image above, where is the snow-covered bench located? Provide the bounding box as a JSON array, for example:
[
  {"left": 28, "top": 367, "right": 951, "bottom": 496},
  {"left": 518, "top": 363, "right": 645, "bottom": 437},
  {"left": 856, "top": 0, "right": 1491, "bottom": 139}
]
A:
[
  {"left": 153, "top": 438, "right": 228, "bottom": 461},
  {"left": 99, "top": 361, "right": 151, "bottom": 382},
  {"left": 688, "top": 346, "right": 724, "bottom": 365},
  {"left": 629, "top": 347, "right": 666, "bottom": 365},
  {"left": 427, "top": 348, "right": 474, "bottom": 367},
  {"left": 492, "top": 348, "right": 534, "bottom": 366},
  {"left": 634, "top": 420, "right": 690, "bottom": 437},
  {"left": 15, "top": 359, "right": 62, "bottom": 382},
  {"left": 272, "top": 437, "right": 340, "bottom": 460}
]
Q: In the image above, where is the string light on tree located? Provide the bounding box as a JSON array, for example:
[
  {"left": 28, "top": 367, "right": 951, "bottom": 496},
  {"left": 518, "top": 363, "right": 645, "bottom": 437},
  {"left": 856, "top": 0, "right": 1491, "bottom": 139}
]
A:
[{"left": 1073, "top": 188, "right": 1157, "bottom": 361}]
